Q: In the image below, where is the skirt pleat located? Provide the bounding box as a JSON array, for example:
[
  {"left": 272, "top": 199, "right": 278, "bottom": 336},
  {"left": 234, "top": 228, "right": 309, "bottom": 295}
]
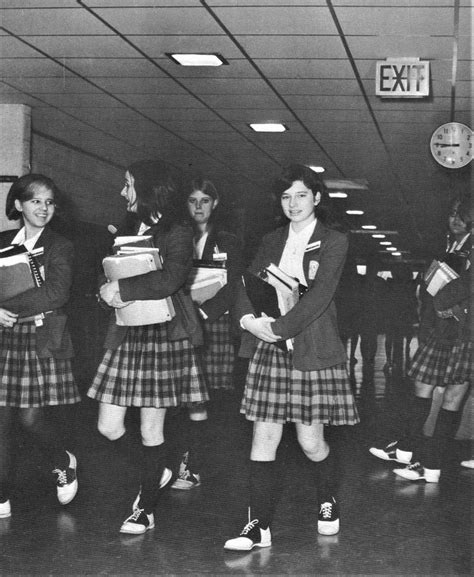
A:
[
  {"left": 0, "top": 324, "right": 78, "bottom": 407},
  {"left": 201, "top": 314, "right": 235, "bottom": 390},
  {"left": 409, "top": 334, "right": 472, "bottom": 386},
  {"left": 87, "top": 323, "right": 209, "bottom": 407},
  {"left": 241, "top": 341, "right": 359, "bottom": 426}
]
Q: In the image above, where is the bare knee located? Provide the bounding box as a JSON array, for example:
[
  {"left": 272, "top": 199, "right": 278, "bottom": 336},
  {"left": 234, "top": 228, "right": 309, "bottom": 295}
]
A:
[
  {"left": 97, "top": 419, "right": 125, "bottom": 441},
  {"left": 298, "top": 437, "right": 329, "bottom": 462},
  {"left": 442, "top": 384, "right": 469, "bottom": 411},
  {"left": 140, "top": 422, "right": 164, "bottom": 446}
]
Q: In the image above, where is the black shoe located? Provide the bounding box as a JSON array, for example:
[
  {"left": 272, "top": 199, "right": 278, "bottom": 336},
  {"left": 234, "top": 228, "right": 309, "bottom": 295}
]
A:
[
  {"left": 318, "top": 497, "right": 340, "bottom": 535},
  {"left": 52, "top": 451, "right": 78, "bottom": 505},
  {"left": 224, "top": 516, "right": 271, "bottom": 551},
  {"left": 120, "top": 507, "right": 155, "bottom": 535}
]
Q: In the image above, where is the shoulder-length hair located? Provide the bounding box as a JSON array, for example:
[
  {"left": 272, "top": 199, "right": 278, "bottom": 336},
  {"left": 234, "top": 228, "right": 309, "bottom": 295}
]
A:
[
  {"left": 6, "top": 174, "right": 59, "bottom": 220},
  {"left": 128, "top": 160, "right": 183, "bottom": 229},
  {"left": 273, "top": 164, "right": 344, "bottom": 230}
]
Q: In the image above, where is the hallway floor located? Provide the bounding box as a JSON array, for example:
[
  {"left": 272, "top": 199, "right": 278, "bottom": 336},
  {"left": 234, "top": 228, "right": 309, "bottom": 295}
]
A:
[{"left": 1, "top": 338, "right": 472, "bottom": 576}]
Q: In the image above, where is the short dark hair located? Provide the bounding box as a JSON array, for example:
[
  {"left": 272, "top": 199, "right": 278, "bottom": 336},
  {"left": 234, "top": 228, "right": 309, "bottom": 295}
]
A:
[
  {"left": 274, "top": 164, "right": 339, "bottom": 227},
  {"left": 449, "top": 196, "right": 471, "bottom": 230},
  {"left": 6, "top": 174, "right": 58, "bottom": 220},
  {"left": 127, "top": 160, "right": 182, "bottom": 227}
]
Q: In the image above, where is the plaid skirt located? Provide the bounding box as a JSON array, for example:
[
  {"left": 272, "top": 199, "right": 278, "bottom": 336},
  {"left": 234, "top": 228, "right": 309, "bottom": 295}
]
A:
[
  {"left": 200, "top": 314, "right": 235, "bottom": 390},
  {"left": 408, "top": 335, "right": 472, "bottom": 387},
  {"left": 241, "top": 341, "right": 359, "bottom": 426},
  {"left": 87, "top": 323, "right": 209, "bottom": 407},
  {"left": 0, "top": 323, "right": 79, "bottom": 408}
]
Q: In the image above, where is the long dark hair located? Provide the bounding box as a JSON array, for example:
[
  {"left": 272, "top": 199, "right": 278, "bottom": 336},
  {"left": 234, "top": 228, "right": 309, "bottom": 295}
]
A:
[
  {"left": 274, "top": 164, "right": 345, "bottom": 231},
  {"left": 6, "top": 174, "right": 59, "bottom": 220},
  {"left": 128, "top": 160, "right": 183, "bottom": 230}
]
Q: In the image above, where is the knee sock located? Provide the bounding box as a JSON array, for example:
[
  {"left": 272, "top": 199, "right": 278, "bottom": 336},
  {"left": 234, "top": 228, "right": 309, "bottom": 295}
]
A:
[
  {"left": 186, "top": 419, "right": 210, "bottom": 474},
  {"left": 249, "top": 460, "right": 280, "bottom": 529},
  {"left": 23, "top": 409, "right": 69, "bottom": 471},
  {"left": 139, "top": 443, "right": 167, "bottom": 514},
  {"left": 398, "top": 395, "right": 432, "bottom": 456},
  {"left": 0, "top": 408, "right": 13, "bottom": 502},
  {"left": 423, "top": 408, "right": 462, "bottom": 470},
  {"left": 309, "top": 451, "right": 337, "bottom": 503}
]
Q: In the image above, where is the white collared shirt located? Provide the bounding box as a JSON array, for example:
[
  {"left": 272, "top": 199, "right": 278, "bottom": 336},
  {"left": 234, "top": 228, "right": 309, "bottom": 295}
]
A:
[
  {"left": 278, "top": 219, "right": 317, "bottom": 285},
  {"left": 11, "top": 227, "right": 43, "bottom": 252}
]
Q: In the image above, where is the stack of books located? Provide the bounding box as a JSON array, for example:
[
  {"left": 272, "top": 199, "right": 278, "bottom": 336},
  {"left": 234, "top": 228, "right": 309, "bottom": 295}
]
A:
[
  {"left": 244, "top": 263, "right": 307, "bottom": 351},
  {"left": 424, "top": 259, "right": 459, "bottom": 296},
  {"left": 103, "top": 236, "right": 175, "bottom": 326},
  {"left": 187, "top": 260, "right": 227, "bottom": 305},
  {"left": 0, "top": 245, "right": 43, "bottom": 301}
]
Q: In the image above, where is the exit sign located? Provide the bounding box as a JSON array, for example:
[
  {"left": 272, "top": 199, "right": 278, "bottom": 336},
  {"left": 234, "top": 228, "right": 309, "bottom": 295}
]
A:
[{"left": 376, "top": 58, "right": 430, "bottom": 98}]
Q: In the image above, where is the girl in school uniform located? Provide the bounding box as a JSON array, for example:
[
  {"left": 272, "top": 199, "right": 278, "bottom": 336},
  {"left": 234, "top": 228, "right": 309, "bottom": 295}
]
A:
[
  {"left": 224, "top": 164, "right": 359, "bottom": 551},
  {"left": 371, "top": 196, "right": 471, "bottom": 482},
  {"left": 87, "top": 160, "right": 208, "bottom": 534},
  {"left": 0, "top": 174, "right": 79, "bottom": 519},
  {"left": 171, "top": 177, "right": 244, "bottom": 490}
]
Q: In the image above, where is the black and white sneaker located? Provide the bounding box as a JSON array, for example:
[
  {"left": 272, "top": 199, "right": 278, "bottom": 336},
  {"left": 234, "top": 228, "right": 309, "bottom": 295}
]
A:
[
  {"left": 224, "top": 512, "right": 271, "bottom": 551},
  {"left": 120, "top": 507, "right": 155, "bottom": 535},
  {"left": 171, "top": 452, "right": 201, "bottom": 490},
  {"left": 369, "top": 440, "right": 412, "bottom": 464},
  {"left": 52, "top": 451, "right": 78, "bottom": 505},
  {"left": 318, "top": 497, "right": 340, "bottom": 536}
]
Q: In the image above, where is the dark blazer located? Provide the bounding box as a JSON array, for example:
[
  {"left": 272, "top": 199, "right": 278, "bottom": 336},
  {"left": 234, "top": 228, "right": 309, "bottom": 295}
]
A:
[
  {"left": 236, "top": 220, "right": 348, "bottom": 371},
  {"left": 102, "top": 219, "right": 198, "bottom": 350},
  {"left": 197, "top": 228, "right": 244, "bottom": 325},
  {"left": 0, "top": 227, "right": 74, "bottom": 358}
]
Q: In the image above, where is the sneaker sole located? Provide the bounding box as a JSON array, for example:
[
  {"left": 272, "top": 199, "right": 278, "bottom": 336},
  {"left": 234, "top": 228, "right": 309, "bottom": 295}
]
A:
[
  {"left": 318, "top": 520, "right": 340, "bottom": 536},
  {"left": 224, "top": 541, "right": 271, "bottom": 551},
  {"left": 369, "top": 448, "right": 409, "bottom": 464},
  {"left": 120, "top": 522, "right": 155, "bottom": 535},
  {"left": 171, "top": 480, "right": 201, "bottom": 490}
]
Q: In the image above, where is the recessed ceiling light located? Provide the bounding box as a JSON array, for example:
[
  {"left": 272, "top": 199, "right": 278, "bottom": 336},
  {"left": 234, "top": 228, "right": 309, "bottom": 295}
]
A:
[
  {"left": 309, "top": 165, "right": 325, "bottom": 173},
  {"left": 346, "top": 210, "right": 364, "bottom": 215},
  {"left": 380, "top": 241, "right": 392, "bottom": 245},
  {"left": 362, "top": 225, "right": 377, "bottom": 230},
  {"left": 329, "top": 192, "right": 348, "bottom": 198},
  {"left": 386, "top": 247, "right": 397, "bottom": 251},
  {"left": 166, "top": 53, "right": 228, "bottom": 66},
  {"left": 392, "top": 252, "right": 402, "bottom": 256},
  {"left": 249, "top": 123, "right": 287, "bottom": 132},
  {"left": 372, "top": 234, "right": 386, "bottom": 238}
]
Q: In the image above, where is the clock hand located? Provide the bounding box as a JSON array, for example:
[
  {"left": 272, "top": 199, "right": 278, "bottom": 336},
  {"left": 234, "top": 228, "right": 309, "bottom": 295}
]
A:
[{"left": 433, "top": 143, "right": 460, "bottom": 148}]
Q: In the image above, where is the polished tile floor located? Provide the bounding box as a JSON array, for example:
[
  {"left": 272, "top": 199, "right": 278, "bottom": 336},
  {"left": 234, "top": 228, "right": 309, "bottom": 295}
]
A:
[{"left": 1, "top": 338, "right": 472, "bottom": 576}]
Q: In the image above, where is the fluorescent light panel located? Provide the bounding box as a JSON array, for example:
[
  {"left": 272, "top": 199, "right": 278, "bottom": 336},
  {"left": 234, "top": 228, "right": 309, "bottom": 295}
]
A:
[
  {"left": 249, "top": 123, "right": 287, "bottom": 132},
  {"left": 362, "top": 225, "right": 377, "bottom": 230},
  {"left": 308, "top": 165, "right": 325, "bottom": 173},
  {"left": 167, "top": 53, "right": 227, "bottom": 66},
  {"left": 346, "top": 210, "right": 364, "bottom": 215},
  {"left": 329, "top": 192, "right": 348, "bottom": 198}
]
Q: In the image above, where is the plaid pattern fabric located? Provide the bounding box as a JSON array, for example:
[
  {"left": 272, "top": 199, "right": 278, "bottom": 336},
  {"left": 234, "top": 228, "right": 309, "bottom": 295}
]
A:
[
  {"left": 241, "top": 341, "right": 359, "bottom": 425},
  {"left": 201, "top": 315, "right": 235, "bottom": 390},
  {"left": 409, "top": 335, "right": 472, "bottom": 386},
  {"left": 88, "top": 323, "right": 209, "bottom": 407},
  {"left": 0, "top": 324, "right": 79, "bottom": 407}
]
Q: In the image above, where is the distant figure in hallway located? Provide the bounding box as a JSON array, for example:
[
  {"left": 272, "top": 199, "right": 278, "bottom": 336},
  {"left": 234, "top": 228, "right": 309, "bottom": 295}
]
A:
[
  {"left": 384, "top": 263, "right": 419, "bottom": 377},
  {"left": 87, "top": 160, "right": 208, "bottom": 534},
  {"left": 357, "top": 258, "right": 387, "bottom": 389},
  {"left": 170, "top": 177, "right": 244, "bottom": 491},
  {"left": 370, "top": 196, "right": 471, "bottom": 483},
  {"left": 223, "top": 164, "right": 359, "bottom": 552},
  {"left": 0, "top": 174, "right": 80, "bottom": 520}
]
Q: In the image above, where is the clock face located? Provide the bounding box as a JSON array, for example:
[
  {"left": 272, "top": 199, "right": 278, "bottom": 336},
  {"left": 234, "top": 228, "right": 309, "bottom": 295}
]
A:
[{"left": 430, "top": 122, "right": 472, "bottom": 168}]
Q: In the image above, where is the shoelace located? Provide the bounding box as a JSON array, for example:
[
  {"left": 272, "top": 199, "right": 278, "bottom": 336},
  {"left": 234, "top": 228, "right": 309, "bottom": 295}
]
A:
[
  {"left": 240, "top": 518, "right": 259, "bottom": 536},
  {"left": 384, "top": 440, "right": 398, "bottom": 451},
  {"left": 407, "top": 462, "right": 422, "bottom": 471},
  {"left": 52, "top": 468, "right": 68, "bottom": 486},
  {"left": 129, "top": 507, "right": 145, "bottom": 522},
  {"left": 319, "top": 502, "right": 333, "bottom": 519},
  {"left": 178, "top": 468, "right": 191, "bottom": 480}
]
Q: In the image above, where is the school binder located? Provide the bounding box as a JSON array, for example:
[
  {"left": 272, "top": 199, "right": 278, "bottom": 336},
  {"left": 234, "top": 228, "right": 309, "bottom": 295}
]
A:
[
  {"left": 187, "top": 260, "right": 227, "bottom": 305},
  {"left": 0, "top": 246, "right": 43, "bottom": 301},
  {"left": 102, "top": 248, "right": 175, "bottom": 326},
  {"left": 424, "top": 259, "right": 459, "bottom": 297},
  {"left": 243, "top": 264, "right": 307, "bottom": 352}
]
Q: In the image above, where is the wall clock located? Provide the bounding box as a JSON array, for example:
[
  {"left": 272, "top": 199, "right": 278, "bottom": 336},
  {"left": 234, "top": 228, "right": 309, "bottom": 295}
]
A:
[{"left": 430, "top": 122, "right": 472, "bottom": 168}]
